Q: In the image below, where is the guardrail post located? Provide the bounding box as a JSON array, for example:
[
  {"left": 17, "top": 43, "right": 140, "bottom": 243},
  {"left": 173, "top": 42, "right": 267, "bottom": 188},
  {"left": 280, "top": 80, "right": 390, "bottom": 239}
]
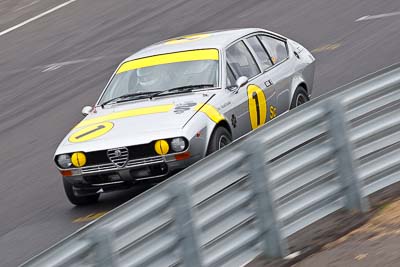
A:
[
  {"left": 88, "top": 226, "right": 117, "bottom": 267},
  {"left": 326, "top": 98, "right": 369, "bottom": 212},
  {"left": 169, "top": 182, "right": 203, "bottom": 267},
  {"left": 245, "top": 140, "right": 288, "bottom": 258}
]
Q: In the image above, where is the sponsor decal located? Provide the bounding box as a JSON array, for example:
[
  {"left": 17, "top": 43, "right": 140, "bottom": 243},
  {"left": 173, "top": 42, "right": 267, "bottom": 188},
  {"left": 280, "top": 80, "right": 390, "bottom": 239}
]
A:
[{"left": 174, "top": 102, "right": 197, "bottom": 114}]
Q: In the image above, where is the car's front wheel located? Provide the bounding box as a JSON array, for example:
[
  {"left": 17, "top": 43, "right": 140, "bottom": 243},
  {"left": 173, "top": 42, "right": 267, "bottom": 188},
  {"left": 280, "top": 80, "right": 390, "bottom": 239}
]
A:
[
  {"left": 290, "top": 85, "right": 309, "bottom": 109},
  {"left": 63, "top": 177, "right": 100, "bottom": 205},
  {"left": 207, "top": 127, "right": 232, "bottom": 155}
]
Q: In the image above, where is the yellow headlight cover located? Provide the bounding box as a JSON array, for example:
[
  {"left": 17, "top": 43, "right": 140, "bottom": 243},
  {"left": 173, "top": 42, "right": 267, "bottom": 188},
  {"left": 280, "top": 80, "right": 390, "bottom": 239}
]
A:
[
  {"left": 71, "top": 152, "right": 87, "bottom": 167},
  {"left": 154, "top": 140, "right": 169, "bottom": 155}
]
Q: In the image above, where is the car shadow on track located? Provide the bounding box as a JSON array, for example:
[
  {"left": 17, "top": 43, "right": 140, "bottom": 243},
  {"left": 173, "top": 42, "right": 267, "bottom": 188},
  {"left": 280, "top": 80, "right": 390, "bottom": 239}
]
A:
[{"left": 68, "top": 184, "right": 153, "bottom": 222}]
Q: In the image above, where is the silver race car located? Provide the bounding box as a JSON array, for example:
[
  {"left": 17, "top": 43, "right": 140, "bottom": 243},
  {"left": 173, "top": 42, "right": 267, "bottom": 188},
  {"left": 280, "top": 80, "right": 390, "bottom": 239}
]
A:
[{"left": 54, "top": 28, "right": 315, "bottom": 205}]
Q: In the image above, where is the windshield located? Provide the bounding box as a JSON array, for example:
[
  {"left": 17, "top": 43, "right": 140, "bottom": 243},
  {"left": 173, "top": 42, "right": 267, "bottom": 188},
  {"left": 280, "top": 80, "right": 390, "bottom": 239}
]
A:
[{"left": 99, "top": 49, "right": 219, "bottom": 105}]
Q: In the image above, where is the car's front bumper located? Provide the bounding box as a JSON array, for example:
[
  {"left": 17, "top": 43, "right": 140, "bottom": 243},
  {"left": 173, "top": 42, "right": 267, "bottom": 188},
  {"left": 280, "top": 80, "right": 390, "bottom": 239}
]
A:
[{"left": 62, "top": 153, "right": 201, "bottom": 193}]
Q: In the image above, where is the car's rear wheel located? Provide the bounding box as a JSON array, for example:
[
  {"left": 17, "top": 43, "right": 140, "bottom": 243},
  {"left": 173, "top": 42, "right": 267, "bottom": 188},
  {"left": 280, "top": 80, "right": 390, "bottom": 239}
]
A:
[
  {"left": 290, "top": 85, "right": 309, "bottom": 109},
  {"left": 63, "top": 177, "right": 100, "bottom": 205},
  {"left": 207, "top": 127, "right": 232, "bottom": 155}
]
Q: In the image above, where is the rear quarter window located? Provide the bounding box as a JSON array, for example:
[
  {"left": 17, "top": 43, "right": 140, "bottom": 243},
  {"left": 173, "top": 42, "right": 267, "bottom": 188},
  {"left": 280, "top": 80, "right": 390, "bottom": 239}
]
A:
[
  {"left": 246, "top": 36, "right": 273, "bottom": 70},
  {"left": 259, "top": 35, "right": 288, "bottom": 64}
]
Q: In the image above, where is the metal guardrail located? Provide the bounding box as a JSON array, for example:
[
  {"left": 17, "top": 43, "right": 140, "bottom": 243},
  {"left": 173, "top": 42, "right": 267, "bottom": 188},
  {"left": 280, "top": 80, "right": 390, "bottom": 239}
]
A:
[{"left": 23, "top": 63, "right": 400, "bottom": 267}]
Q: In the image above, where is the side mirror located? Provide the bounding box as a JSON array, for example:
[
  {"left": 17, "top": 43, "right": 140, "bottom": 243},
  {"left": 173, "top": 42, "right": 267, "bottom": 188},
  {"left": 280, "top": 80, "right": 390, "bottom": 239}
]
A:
[
  {"left": 235, "top": 76, "right": 248, "bottom": 90},
  {"left": 81, "top": 106, "right": 92, "bottom": 116}
]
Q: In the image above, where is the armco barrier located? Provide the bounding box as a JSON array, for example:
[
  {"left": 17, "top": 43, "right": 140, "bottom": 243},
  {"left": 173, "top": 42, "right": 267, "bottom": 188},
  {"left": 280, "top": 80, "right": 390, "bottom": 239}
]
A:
[{"left": 22, "top": 63, "right": 400, "bottom": 267}]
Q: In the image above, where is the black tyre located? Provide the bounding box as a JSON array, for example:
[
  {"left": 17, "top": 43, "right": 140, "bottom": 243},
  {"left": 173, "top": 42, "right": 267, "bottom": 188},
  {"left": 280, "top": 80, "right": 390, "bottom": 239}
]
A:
[
  {"left": 63, "top": 177, "right": 99, "bottom": 205},
  {"left": 290, "top": 86, "right": 309, "bottom": 109},
  {"left": 207, "top": 127, "right": 232, "bottom": 155}
]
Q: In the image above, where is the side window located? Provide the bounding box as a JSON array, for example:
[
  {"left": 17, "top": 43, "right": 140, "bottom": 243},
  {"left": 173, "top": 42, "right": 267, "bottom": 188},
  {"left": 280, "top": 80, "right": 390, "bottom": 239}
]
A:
[
  {"left": 226, "top": 41, "right": 260, "bottom": 79},
  {"left": 226, "top": 65, "right": 236, "bottom": 87},
  {"left": 246, "top": 36, "right": 272, "bottom": 70},
  {"left": 259, "top": 35, "right": 288, "bottom": 64}
]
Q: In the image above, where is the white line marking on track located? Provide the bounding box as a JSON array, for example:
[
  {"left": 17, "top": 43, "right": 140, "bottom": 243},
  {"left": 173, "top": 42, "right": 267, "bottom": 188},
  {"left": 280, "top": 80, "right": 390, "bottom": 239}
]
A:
[
  {"left": 41, "top": 56, "right": 104, "bottom": 72},
  {"left": 1, "top": 53, "right": 128, "bottom": 74},
  {"left": 42, "top": 64, "right": 62, "bottom": 72},
  {"left": 14, "top": 0, "right": 40, "bottom": 12},
  {"left": 0, "top": 0, "right": 77, "bottom": 37},
  {"left": 356, "top": 11, "right": 400, "bottom": 22}
]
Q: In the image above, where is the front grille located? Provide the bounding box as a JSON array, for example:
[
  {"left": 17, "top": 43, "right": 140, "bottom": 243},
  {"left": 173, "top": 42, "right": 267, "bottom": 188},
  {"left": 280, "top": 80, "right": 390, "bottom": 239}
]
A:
[
  {"left": 107, "top": 147, "right": 129, "bottom": 168},
  {"left": 85, "top": 143, "right": 157, "bottom": 166},
  {"left": 83, "top": 162, "right": 168, "bottom": 185},
  {"left": 128, "top": 144, "right": 157, "bottom": 159},
  {"left": 81, "top": 163, "right": 117, "bottom": 173},
  {"left": 81, "top": 156, "right": 164, "bottom": 174},
  {"left": 85, "top": 150, "right": 109, "bottom": 165},
  {"left": 126, "top": 157, "right": 164, "bottom": 167}
]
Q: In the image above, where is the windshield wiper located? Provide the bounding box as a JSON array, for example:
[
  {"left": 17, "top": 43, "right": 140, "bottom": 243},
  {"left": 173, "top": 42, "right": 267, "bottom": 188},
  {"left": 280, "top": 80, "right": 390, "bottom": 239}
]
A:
[
  {"left": 101, "top": 91, "right": 161, "bottom": 107},
  {"left": 150, "top": 84, "right": 215, "bottom": 98},
  {"left": 101, "top": 84, "right": 215, "bottom": 107}
]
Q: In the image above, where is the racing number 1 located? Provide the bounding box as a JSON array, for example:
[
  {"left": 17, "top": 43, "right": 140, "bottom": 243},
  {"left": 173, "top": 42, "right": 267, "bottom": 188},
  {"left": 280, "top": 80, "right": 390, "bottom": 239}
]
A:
[
  {"left": 252, "top": 92, "right": 260, "bottom": 125},
  {"left": 247, "top": 84, "right": 267, "bottom": 129}
]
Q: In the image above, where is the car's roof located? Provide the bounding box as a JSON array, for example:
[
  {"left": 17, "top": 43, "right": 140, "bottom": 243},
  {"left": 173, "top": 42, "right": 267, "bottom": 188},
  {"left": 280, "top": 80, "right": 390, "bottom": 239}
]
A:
[{"left": 123, "top": 28, "right": 270, "bottom": 62}]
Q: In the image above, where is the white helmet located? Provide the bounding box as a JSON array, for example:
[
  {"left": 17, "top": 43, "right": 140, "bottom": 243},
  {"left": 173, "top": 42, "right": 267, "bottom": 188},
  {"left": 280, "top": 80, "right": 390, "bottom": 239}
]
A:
[{"left": 137, "top": 67, "right": 159, "bottom": 88}]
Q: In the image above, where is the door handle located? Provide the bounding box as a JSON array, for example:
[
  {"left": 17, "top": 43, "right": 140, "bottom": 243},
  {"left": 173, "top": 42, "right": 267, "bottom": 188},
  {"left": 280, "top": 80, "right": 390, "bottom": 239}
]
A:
[{"left": 264, "top": 80, "right": 273, "bottom": 87}]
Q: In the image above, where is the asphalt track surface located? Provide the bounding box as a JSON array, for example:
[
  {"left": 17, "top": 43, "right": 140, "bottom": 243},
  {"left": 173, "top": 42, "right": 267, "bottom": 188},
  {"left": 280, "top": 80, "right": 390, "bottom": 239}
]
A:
[{"left": 0, "top": 0, "right": 400, "bottom": 265}]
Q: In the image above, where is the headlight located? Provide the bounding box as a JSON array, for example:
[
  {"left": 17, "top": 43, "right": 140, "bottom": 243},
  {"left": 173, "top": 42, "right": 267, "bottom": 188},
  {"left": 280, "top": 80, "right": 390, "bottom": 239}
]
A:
[
  {"left": 171, "top": 137, "right": 186, "bottom": 152},
  {"left": 57, "top": 154, "right": 72, "bottom": 169}
]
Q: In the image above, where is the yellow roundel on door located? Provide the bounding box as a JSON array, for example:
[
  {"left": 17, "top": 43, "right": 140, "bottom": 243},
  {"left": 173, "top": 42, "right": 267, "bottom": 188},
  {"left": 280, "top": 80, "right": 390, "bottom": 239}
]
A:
[
  {"left": 154, "top": 140, "right": 169, "bottom": 155},
  {"left": 247, "top": 85, "right": 267, "bottom": 130},
  {"left": 69, "top": 122, "right": 114, "bottom": 143},
  {"left": 71, "top": 152, "right": 87, "bottom": 167}
]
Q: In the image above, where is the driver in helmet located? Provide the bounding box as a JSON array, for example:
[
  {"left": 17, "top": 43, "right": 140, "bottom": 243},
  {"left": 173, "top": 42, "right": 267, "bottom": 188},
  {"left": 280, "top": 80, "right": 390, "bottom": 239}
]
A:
[{"left": 135, "top": 66, "right": 165, "bottom": 92}]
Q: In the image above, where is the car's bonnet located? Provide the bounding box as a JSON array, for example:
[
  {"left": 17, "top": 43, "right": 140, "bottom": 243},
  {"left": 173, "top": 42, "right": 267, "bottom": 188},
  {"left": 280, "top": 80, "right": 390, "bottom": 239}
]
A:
[{"left": 55, "top": 92, "right": 215, "bottom": 154}]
